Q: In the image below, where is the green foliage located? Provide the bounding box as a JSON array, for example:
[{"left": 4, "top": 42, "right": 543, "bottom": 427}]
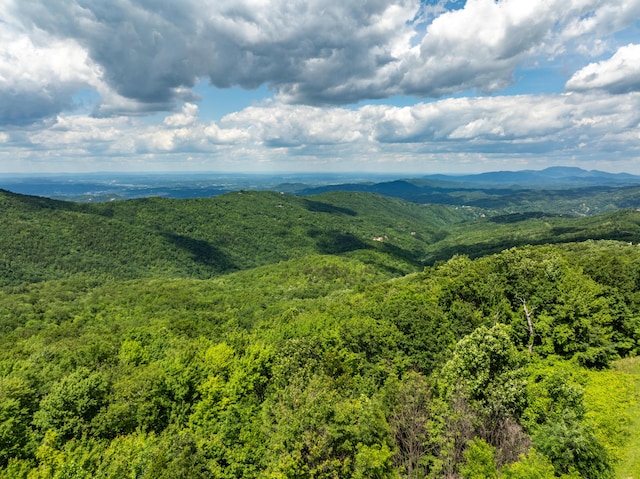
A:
[
  {"left": 441, "top": 324, "right": 528, "bottom": 418},
  {"left": 33, "top": 368, "right": 109, "bottom": 441},
  {"left": 461, "top": 438, "right": 498, "bottom": 479},
  {"left": 532, "top": 412, "right": 613, "bottom": 479},
  {"left": 0, "top": 375, "right": 36, "bottom": 465},
  {"left": 263, "top": 375, "right": 395, "bottom": 478},
  {"left": 500, "top": 449, "right": 564, "bottom": 479},
  {"left": 612, "top": 356, "right": 640, "bottom": 478},
  {"left": 2, "top": 188, "right": 640, "bottom": 477},
  {"left": 522, "top": 359, "right": 586, "bottom": 430},
  {"left": 582, "top": 366, "right": 637, "bottom": 463},
  {"left": 520, "top": 358, "right": 614, "bottom": 478}
]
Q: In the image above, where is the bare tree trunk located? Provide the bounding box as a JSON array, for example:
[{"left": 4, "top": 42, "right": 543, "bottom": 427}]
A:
[
  {"left": 389, "top": 373, "right": 432, "bottom": 478},
  {"left": 518, "top": 297, "right": 535, "bottom": 354}
]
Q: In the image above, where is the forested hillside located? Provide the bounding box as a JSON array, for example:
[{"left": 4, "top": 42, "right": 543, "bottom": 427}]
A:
[
  {"left": 3, "top": 188, "right": 640, "bottom": 286},
  {"left": 0, "top": 189, "right": 478, "bottom": 286},
  {"left": 1, "top": 189, "right": 640, "bottom": 478},
  {"left": 296, "top": 180, "right": 640, "bottom": 216}
]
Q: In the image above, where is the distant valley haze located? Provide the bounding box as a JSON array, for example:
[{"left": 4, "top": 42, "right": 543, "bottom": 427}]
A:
[{"left": 2, "top": 167, "right": 640, "bottom": 206}]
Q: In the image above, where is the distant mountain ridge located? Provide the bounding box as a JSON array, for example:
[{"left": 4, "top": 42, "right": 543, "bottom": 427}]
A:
[
  {"left": 421, "top": 166, "right": 640, "bottom": 187},
  {"left": 296, "top": 167, "right": 640, "bottom": 215},
  {"left": 2, "top": 167, "right": 639, "bottom": 204},
  {"left": 2, "top": 166, "right": 640, "bottom": 216}
]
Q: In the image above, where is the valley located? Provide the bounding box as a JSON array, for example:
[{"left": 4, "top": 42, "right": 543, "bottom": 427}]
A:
[{"left": 1, "top": 172, "right": 640, "bottom": 478}]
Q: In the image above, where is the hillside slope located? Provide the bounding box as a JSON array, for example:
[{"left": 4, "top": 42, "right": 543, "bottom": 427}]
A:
[
  {"left": 3, "top": 189, "right": 640, "bottom": 287},
  {"left": 1, "top": 241, "right": 639, "bottom": 477},
  {"left": 0, "top": 189, "right": 476, "bottom": 286},
  {"left": 2, "top": 186, "right": 640, "bottom": 477}
]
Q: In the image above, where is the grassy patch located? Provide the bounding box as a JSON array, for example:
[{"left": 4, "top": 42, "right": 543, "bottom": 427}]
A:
[
  {"left": 585, "top": 356, "right": 640, "bottom": 479},
  {"left": 611, "top": 357, "right": 640, "bottom": 479}
]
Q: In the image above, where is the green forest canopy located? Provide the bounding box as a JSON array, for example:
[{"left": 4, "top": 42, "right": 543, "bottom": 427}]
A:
[{"left": 1, "top": 189, "right": 640, "bottom": 478}]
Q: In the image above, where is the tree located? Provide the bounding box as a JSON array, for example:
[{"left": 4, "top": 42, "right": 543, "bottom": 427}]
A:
[
  {"left": 441, "top": 324, "right": 528, "bottom": 418},
  {"left": 501, "top": 449, "right": 566, "bottom": 479},
  {"left": 387, "top": 371, "right": 439, "bottom": 478},
  {"left": 440, "top": 324, "right": 530, "bottom": 470},
  {"left": 33, "top": 368, "right": 109, "bottom": 441},
  {"left": 461, "top": 438, "right": 498, "bottom": 479},
  {"left": 532, "top": 412, "right": 613, "bottom": 479}
]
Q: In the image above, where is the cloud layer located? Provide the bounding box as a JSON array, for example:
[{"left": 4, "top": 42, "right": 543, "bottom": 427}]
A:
[
  {"left": 3, "top": 91, "right": 638, "bottom": 172},
  {"left": 1, "top": 0, "right": 640, "bottom": 172},
  {"left": 4, "top": 0, "right": 640, "bottom": 120}
]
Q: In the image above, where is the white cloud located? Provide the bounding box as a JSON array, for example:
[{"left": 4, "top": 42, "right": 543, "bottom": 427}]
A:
[
  {"left": 400, "top": 0, "right": 551, "bottom": 96},
  {"left": 29, "top": 115, "right": 137, "bottom": 155},
  {"left": 1, "top": 0, "right": 640, "bottom": 174},
  {"left": 4, "top": 0, "right": 639, "bottom": 123},
  {"left": 5, "top": 91, "right": 639, "bottom": 172},
  {"left": 164, "top": 103, "right": 199, "bottom": 128},
  {"left": 0, "top": 22, "right": 99, "bottom": 124},
  {"left": 24, "top": 104, "right": 250, "bottom": 161},
  {"left": 358, "top": 95, "right": 576, "bottom": 145},
  {"left": 223, "top": 105, "right": 363, "bottom": 146},
  {"left": 400, "top": 0, "right": 640, "bottom": 96},
  {"left": 566, "top": 44, "right": 640, "bottom": 93},
  {"left": 560, "top": 0, "right": 640, "bottom": 41}
]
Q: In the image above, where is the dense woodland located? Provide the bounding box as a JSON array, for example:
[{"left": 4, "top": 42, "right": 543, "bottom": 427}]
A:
[{"left": 1, "top": 187, "right": 640, "bottom": 478}]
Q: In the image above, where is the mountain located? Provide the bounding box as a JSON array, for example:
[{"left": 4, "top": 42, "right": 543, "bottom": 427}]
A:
[
  {"left": 296, "top": 168, "right": 640, "bottom": 215},
  {"left": 2, "top": 168, "right": 639, "bottom": 205},
  {"left": 3, "top": 187, "right": 640, "bottom": 287},
  {"left": 422, "top": 166, "right": 640, "bottom": 187},
  {"left": 0, "top": 172, "right": 403, "bottom": 202},
  {"left": 0, "top": 189, "right": 477, "bottom": 286},
  {"left": 2, "top": 187, "right": 640, "bottom": 477}
]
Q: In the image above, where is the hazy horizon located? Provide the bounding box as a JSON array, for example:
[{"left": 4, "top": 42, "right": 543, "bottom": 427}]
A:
[{"left": 1, "top": 165, "right": 639, "bottom": 178}]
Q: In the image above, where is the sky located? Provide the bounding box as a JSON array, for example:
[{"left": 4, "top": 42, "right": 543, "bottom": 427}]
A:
[{"left": 1, "top": 0, "right": 640, "bottom": 175}]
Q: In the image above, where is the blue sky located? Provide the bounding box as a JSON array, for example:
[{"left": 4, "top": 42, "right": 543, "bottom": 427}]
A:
[{"left": 1, "top": 0, "right": 640, "bottom": 174}]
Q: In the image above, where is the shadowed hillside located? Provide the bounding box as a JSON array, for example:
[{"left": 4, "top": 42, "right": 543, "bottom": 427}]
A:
[
  {"left": 3, "top": 188, "right": 640, "bottom": 287},
  {"left": 0, "top": 189, "right": 476, "bottom": 286}
]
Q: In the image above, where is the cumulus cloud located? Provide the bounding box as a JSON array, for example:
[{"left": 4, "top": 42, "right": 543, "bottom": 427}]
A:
[
  {"left": 4, "top": 0, "right": 640, "bottom": 125},
  {"left": 7, "top": 91, "right": 639, "bottom": 171},
  {"left": 24, "top": 102, "right": 250, "bottom": 162},
  {"left": 29, "top": 115, "right": 138, "bottom": 156},
  {"left": 401, "top": 0, "right": 640, "bottom": 96},
  {"left": 223, "top": 104, "right": 363, "bottom": 146},
  {"left": 566, "top": 44, "right": 640, "bottom": 94},
  {"left": 2, "top": 0, "right": 640, "bottom": 174},
  {"left": 560, "top": 0, "right": 640, "bottom": 42},
  {"left": 6, "top": 0, "right": 419, "bottom": 113},
  {"left": 0, "top": 23, "right": 98, "bottom": 124},
  {"left": 400, "top": 0, "right": 553, "bottom": 96},
  {"left": 164, "top": 103, "right": 199, "bottom": 128}
]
